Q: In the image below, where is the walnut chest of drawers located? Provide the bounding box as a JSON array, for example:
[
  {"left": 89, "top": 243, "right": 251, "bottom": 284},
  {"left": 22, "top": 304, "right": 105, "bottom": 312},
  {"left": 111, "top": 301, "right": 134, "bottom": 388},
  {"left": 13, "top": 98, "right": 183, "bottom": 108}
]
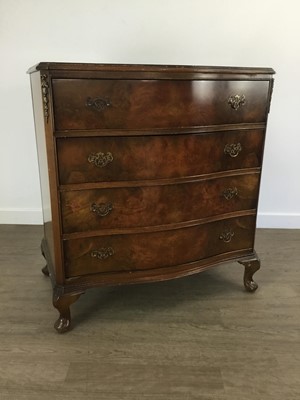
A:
[{"left": 28, "top": 62, "right": 275, "bottom": 333}]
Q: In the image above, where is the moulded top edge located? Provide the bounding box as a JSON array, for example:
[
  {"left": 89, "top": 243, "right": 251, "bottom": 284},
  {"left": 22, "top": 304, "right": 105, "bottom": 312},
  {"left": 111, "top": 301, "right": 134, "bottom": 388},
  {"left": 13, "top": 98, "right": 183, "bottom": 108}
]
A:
[{"left": 27, "top": 62, "right": 275, "bottom": 75}]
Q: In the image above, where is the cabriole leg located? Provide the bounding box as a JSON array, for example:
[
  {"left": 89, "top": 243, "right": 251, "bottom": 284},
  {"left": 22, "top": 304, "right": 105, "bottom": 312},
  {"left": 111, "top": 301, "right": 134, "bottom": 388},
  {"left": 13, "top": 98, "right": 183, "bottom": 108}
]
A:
[
  {"left": 238, "top": 253, "right": 260, "bottom": 292},
  {"left": 53, "top": 287, "right": 84, "bottom": 333},
  {"left": 41, "top": 265, "right": 50, "bottom": 276},
  {"left": 40, "top": 240, "right": 49, "bottom": 276}
]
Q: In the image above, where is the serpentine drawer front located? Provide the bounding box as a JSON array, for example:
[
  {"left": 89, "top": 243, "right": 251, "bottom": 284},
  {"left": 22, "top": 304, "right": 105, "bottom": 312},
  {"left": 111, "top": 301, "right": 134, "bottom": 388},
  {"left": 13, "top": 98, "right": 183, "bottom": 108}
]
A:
[
  {"left": 64, "top": 215, "right": 256, "bottom": 278},
  {"left": 52, "top": 79, "right": 270, "bottom": 130},
  {"left": 57, "top": 130, "right": 264, "bottom": 184},
  {"left": 60, "top": 173, "right": 260, "bottom": 234},
  {"left": 28, "top": 62, "right": 275, "bottom": 333}
]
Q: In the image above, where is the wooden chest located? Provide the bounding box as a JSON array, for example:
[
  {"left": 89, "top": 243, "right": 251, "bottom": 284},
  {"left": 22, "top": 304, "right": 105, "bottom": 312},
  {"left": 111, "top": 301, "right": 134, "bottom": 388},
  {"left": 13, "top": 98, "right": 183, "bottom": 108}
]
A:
[{"left": 28, "top": 63, "right": 275, "bottom": 333}]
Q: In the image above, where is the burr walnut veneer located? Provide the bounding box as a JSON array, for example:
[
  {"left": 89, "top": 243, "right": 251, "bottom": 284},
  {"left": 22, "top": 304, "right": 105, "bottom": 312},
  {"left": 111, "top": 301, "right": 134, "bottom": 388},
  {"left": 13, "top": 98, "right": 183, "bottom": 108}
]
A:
[{"left": 28, "top": 63, "right": 275, "bottom": 333}]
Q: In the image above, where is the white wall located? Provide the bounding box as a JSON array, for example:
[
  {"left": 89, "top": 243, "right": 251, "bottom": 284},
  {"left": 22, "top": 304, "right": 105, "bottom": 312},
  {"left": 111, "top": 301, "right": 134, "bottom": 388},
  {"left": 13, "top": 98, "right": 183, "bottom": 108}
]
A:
[{"left": 0, "top": 0, "right": 299, "bottom": 228}]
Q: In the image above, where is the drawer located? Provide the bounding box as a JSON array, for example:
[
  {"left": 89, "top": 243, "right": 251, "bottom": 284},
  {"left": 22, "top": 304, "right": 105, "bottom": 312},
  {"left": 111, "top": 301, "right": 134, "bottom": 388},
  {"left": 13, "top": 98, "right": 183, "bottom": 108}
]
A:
[
  {"left": 52, "top": 79, "right": 270, "bottom": 130},
  {"left": 57, "top": 130, "right": 264, "bottom": 184},
  {"left": 61, "top": 173, "right": 260, "bottom": 234},
  {"left": 64, "top": 215, "right": 256, "bottom": 277}
]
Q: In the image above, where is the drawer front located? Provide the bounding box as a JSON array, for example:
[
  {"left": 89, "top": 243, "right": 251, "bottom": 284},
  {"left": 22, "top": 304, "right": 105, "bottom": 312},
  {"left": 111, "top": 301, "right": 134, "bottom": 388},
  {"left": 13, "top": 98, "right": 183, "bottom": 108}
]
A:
[
  {"left": 64, "top": 216, "right": 255, "bottom": 277},
  {"left": 52, "top": 79, "right": 270, "bottom": 130},
  {"left": 61, "top": 174, "right": 260, "bottom": 234},
  {"left": 57, "top": 130, "right": 264, "bottom": 184}
]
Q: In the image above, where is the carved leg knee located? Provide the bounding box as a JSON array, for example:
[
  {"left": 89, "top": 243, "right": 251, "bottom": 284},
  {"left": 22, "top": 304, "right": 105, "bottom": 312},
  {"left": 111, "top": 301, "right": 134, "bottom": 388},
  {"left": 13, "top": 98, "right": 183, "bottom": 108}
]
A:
[{"left": 40, "top": 240, "right": 49, "bottom": 276}]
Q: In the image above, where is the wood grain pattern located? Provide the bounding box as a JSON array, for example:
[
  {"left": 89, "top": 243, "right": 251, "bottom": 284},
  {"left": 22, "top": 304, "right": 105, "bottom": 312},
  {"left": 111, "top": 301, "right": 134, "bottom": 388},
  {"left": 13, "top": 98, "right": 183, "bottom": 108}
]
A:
[
  {"left": 61, "top": 173, "right": 260, "bottom": 233},
  {"left": 64, "top": 216, "right": 256, "bottom": 277},
  {"left": 57, "top": 130, "right": 264, "bottom": 184},
  {"left": 52, "top": 79, "right": 270, "bottom": 130}
]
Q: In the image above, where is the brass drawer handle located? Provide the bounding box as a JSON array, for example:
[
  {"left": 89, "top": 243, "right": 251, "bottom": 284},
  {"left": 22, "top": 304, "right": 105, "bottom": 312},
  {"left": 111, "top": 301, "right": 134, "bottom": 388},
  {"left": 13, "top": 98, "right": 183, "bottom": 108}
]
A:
[
  {"left": 219, "top": 229, "right": 234, "bottom": 243},
  {"left": 91, "top": 247, "right": 114, "bottom": 260},
  {"left": 228, "top": 94, "right": 246, "bottom": 110},
  {"left": 88, "top": 151, "right": 113, "bottom": 168},
  {"left": 86, "top": 97, "right": 111, "bottom": 111},
  {"left": 224, "top": 143, "right": 242, "bottom": 158},
  {"left": 223, "top": 187, "right": 238, "bottom": 200},
  {"left": 91, "top": 202, "right": 113, "bottom": 217}
]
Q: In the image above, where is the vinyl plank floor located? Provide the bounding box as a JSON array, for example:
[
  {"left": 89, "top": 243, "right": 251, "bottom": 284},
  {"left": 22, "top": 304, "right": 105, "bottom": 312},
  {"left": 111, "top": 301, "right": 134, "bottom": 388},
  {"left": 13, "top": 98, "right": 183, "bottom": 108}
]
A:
[{"left": 0, "top": 225, "right": 299, "bottom": 399}]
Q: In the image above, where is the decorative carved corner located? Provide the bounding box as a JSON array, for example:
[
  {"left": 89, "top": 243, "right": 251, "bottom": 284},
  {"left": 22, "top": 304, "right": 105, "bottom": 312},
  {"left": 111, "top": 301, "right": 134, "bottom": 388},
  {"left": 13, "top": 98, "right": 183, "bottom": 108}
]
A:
[{"left": 41, "top": 74, "right": 49, "bottom": 123}]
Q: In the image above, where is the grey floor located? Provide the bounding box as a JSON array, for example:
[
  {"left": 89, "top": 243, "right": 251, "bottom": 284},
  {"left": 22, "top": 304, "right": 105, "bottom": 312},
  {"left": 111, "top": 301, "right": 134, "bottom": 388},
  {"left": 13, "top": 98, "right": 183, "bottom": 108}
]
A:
[{"left": 0, "top": 225, "right": 299, "bottom": 399}]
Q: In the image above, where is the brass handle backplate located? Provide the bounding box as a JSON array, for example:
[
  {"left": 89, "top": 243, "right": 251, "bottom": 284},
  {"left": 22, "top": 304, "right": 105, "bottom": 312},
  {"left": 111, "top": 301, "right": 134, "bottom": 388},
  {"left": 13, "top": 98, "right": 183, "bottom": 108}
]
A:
[
  {"left": 86, "top": 97, "right": 111, "bottom": 111},
  {"left": 90, "top": 202, "right": 113, "bottom": 217},
  {"left": 88, "top": 152, "right": 113, "bottom": 168},
  {"left": 91, "top": 247, "right": 114, "bottom": 260},
  {"left": 224, "top": 143, "right": 242, "bottom": 158},
  {"left": 219, "top": 229, "right": 235, "bottom": 243},
  {"left": 223, "top": 187, "right": 238, "bottom": 200},
  {"left": 228, "top": 94, "right": 246, "bottom": 110}
]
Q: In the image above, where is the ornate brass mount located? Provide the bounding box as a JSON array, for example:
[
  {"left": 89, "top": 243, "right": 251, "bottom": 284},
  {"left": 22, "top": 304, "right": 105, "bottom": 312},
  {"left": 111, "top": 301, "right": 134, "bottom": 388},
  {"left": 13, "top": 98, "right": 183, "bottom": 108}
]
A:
[
  {"left": 91, "top": 247, "right": 114, "bottom": 260},
  {"left": 219, "top": 229, "right": 234, "bottom": 243},
  {"left": 228, "top": 94, "right": 246, "bottom": 110},
  {"left": 91, "top": 202, "right": 113, "bottom": 217},
  {"left": 88, "top": 152, "right": 113, "bottom": 168},
  {"left": 41, "top": 74, "right": 49, "bottom": 122},
  {"left": 86, "top": 97, "right": 111, "bottom": 111},
  {"left": 223, "top": 187, "right": 238, "bottom": 200},
  {"left": 224, "top": 143, "right": 242, "bottom": 158}
]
